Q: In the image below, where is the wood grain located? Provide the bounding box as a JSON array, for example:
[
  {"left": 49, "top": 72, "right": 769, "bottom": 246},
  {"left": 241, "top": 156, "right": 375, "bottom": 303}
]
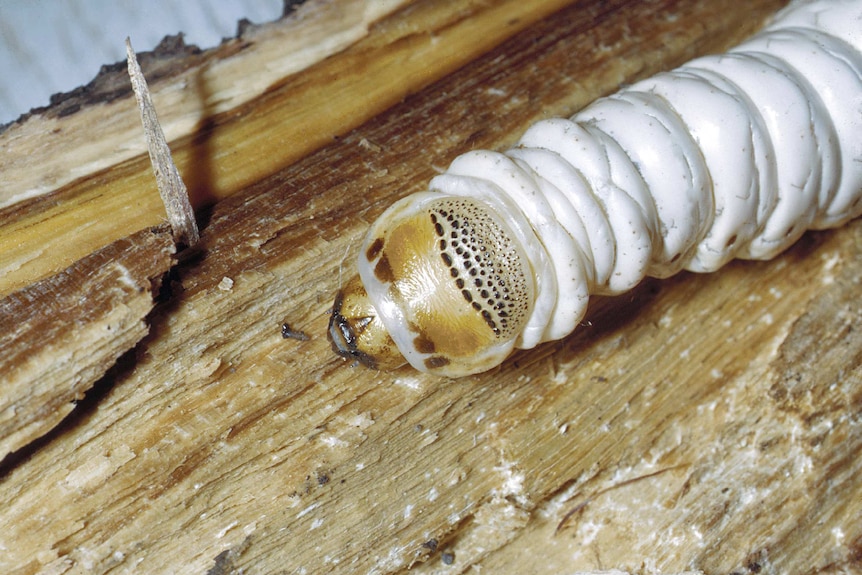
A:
[
  {"left": 2, "top": 0, "right": 860, "bottom": 573},
  {"left": 0, "top": 226, "right": 174, "bottom": 461},
  {"left": 0, "top": 0, "right": 572, "bottom": 298}
]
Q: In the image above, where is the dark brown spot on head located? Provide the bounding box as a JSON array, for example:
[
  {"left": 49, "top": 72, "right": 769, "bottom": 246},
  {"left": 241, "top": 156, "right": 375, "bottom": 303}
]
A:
[
  {"left": 413, "top": 333, "right": 436, "bottom": 354},
  {"left": 374, "top": 255, "right": 394, "bottom": 283},
  {"left": 481, "top": 309, "right": 497, "bottom": 331},
  {"left": 366, "top": 237, "right": 384, "bottom": 261},
  {"left": 424, "top": 356, "right": 451, "bottom": 369}
]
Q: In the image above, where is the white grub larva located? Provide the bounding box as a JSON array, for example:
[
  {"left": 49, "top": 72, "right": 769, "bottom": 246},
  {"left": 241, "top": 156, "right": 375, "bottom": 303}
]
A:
[{"left": 328, "top": 0, "right": 862, "bottom": 377}]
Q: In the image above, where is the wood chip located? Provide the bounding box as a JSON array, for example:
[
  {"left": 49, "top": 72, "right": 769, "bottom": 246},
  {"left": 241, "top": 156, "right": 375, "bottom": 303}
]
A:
[{"left": 126, "top": 38, "right": 200, "bottom": 248}]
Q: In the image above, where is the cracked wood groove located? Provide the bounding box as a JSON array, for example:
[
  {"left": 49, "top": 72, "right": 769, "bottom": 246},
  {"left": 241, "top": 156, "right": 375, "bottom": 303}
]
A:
[{"left": 0, "top": 227, "right": 174, "bottom": 461}]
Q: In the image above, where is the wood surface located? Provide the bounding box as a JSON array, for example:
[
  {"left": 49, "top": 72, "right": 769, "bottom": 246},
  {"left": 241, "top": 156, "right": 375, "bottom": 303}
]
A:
[
  {"left": 0, "top": 0, "right": 572, "bottom": 297},
  {"left": 0, "top": 226, "right": 174, "bottom": 460},
  {"left": 2, "top": 0, "right": 861, "bottom": 573}
]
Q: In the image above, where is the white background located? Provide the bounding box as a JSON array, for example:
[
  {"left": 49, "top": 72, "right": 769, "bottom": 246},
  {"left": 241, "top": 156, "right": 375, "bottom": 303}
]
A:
[{"left": 0, "top": 0, "right": 282, "bottom": 124}]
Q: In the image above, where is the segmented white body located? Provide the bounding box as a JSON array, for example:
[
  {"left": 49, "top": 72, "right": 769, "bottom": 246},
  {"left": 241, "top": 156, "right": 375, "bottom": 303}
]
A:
[{"left": 358, "top": 0, "right": 862, "bottom": 376}]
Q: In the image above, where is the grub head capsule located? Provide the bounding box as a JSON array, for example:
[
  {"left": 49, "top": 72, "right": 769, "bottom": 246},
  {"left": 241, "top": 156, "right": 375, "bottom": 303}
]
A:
[{"left": 329, "top": 192, "right": 537, "bottom": 377}]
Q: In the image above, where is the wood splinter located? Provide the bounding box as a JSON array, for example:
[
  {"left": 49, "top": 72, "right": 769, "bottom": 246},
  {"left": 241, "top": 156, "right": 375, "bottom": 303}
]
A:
[{"left": 126, "top": 38, "right": 200, "bottom": 248}]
